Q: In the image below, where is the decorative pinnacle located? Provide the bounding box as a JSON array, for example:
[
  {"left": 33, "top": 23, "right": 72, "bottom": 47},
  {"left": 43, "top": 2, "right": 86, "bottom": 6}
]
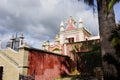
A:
[
  {"left": 69, "top": 16, "right": 73, "bottom": 19},
  {"left": 78, "top": 18, "right": 83, "bottom": 28},
  {"left": 60, "top": 21, "right": 64, "bottom": 27},
  {"left": 10, "top": 34, "right": 15, "bottom": 40},
  {"left": 20, "top": 32, "right": 24, "bottom": 39},
  {"left": 55, "top": 34, "right": 59, "bottom": 42},
  {"left": 79, "top": 18, "right": 83, "bottom": 23}
]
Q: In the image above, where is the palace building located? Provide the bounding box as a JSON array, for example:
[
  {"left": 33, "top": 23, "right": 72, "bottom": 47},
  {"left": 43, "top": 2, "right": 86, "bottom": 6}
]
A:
[
  {"left": 0, "top": 16, "right": 100, "bottom": 80},
  {"left": 42, "top": 16, "right": 100, "bottom": 57}
]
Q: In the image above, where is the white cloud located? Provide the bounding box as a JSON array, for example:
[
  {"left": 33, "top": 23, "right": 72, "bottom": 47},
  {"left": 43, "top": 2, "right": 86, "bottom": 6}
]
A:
[{"left": 0, "top": 0, "right": 100, "bottom": 48}]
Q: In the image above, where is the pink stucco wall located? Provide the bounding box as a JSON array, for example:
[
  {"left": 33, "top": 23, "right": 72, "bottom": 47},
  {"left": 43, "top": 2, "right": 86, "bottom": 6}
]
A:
[{"left": 27, "top": 49, "right": 71, "bottom": 80}]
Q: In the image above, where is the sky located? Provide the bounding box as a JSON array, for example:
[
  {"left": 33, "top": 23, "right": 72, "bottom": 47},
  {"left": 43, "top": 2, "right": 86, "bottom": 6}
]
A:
[{"left": 0, "top": 0, "right": 120, "bottom": 49}]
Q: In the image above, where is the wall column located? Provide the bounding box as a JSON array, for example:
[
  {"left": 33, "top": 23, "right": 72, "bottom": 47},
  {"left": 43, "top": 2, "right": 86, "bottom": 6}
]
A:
[{"left": 64, "top": 44, "right": 67, "bottom": 55}]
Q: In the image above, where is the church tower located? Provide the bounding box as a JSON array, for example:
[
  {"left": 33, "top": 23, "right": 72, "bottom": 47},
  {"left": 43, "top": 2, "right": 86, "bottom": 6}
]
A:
[{"left": 42, "top": 16, "right": 94, "bottom": 56}]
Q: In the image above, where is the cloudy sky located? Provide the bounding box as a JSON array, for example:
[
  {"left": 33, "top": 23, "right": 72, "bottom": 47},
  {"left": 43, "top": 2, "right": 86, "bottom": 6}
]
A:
[{"left": 0, "top": 0, "right": 120, "bottom": 48}]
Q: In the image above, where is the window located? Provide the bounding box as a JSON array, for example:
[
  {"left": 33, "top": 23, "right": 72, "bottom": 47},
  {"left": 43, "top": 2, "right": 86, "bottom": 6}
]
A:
[
  {"left": 0, "top": 67, "right": 3, "bottom": 80},
  {"left": 68, "top": 37, "right": 74, "bottom": 43}
]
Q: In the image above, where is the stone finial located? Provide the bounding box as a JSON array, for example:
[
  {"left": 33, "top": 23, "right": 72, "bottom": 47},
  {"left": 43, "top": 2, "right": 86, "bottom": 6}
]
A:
[
  {"left": 20, "top": 32, "right": 24, "bottom": 39},
  {"left": 10, "top": 34, "right": 15, "bottom": 40},
  {"left": 69, "top": 16, "right": 73, "bottom": 20},
  {"left": 10, "top": 34, "right": 15, "bottom": 49},
  {"left": 55, "top": 34, "right": 59, "bottom": 42},
  {"left": 79, "top": 18, "right": 83, "bottom": 23},
  {"left": 43, "top": 41, "right": 46, "bottom": 46},
  {"left": 78, "top": 18, "right": 83, "bottom": 28},
  {"left": 46, "top": 41, "right": 50, "bottom": 46},
  {"left": 42, "top": 41, "right": 46, "bottom": 50},
  {"left": 69, "top": 16, "right": 72, "bottom": 22},
  {"left": 19, "top": 32, "right": 24, "bottom": 47},
  {"left": 60, "top": 21, "right": 64, "bottom": 27},
  {"left": 60, "top": 21, "right": 65, "bottom": 32}
]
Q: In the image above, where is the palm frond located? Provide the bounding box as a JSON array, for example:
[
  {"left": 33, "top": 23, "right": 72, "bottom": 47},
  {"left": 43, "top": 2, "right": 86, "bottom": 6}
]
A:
[{"left": 107, "top": 0, "right": 120, "bottom": 11}]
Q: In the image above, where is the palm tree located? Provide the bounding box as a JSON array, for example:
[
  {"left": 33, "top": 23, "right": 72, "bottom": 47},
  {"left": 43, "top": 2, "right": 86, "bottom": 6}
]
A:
[{"left": 78, "top": 0, "right": 120, "bottom": 80}]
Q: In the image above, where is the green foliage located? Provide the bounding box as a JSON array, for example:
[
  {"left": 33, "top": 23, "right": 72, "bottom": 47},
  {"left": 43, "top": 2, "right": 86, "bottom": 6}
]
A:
[
  {"left": 78, "top": 0, "right": 120, "bottom": 13},
  {"left": 107, "top": 0, "right": 120, "bottom": 12},
  {"left": 107, "top": 0, "right": 116, "bottom": 11},
  {"left": 103, "top": 24, "right": 120, "bottom": 79},
  {"left": 78, "top": 43, "right": 102, "bottom": 74},
  {"left": 112, "top": 38, "right": 120, "bottom": 47},
  {"left": 110, "top": 24, "right": 120, "bottom": 47}
]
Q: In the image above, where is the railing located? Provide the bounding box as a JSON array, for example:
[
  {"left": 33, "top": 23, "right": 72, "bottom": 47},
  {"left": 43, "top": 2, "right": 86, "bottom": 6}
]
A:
[{"left": 19, "top": 74, "right": 34, "bottom": 80}]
